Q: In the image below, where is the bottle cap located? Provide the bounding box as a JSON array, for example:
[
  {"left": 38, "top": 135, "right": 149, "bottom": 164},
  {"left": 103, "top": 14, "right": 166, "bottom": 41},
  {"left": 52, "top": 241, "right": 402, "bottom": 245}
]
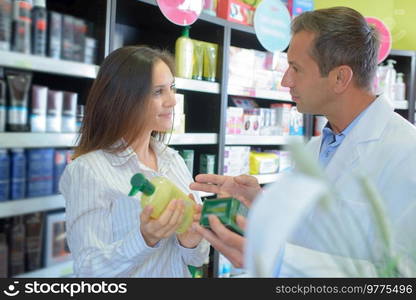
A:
[
  {"left": 182, "top": 26, "right": 190, "bottom": 38},
  {"left": 129, "top": 173, "right": 155, "bottom": 196}
]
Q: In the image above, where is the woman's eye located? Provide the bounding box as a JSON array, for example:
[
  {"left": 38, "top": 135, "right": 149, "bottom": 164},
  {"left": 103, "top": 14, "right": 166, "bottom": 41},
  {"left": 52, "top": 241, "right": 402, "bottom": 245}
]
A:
[
  {"left": 153, "top": 89, "right": 163, "bottom": 96},
  {"left": 170, "top": 84, "right": 176, "bottom": 91}
]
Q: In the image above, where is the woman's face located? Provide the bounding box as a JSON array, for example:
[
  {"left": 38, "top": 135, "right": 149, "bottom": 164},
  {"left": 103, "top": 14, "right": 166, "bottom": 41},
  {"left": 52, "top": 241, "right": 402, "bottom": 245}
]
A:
[{"left": 145, "top": 60, "right": 176, "bottom": 132}]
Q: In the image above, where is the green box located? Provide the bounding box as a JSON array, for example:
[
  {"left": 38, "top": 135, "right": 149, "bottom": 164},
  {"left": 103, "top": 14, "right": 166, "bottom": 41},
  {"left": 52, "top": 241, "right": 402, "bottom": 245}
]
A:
[
  {"left": 200, "top": 197, "right": 248, "bottom": 235},
  {"left": 199, "top": 154, "right": 216, "bottom": 174}
]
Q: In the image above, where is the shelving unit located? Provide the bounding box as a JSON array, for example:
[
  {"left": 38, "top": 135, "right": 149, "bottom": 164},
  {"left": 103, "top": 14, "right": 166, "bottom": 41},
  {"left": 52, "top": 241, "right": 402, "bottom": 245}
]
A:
[
  {"left": 0, "top": 133, "right": 217, "bottom": 148},
  {"left": 387, "top": 50, "right": 416, "bottom": 123},
  {"left": 0, "top": 195, "right": 65, "bottom": 218},
  {"left": 225, "top": 135, "right": 303, "bottom": 145},
  {"left": 0, "top": 133, "right": 79, "bottom": 148},
  {"left": 175, "top": 78, "right": 220, "bottom": 94},
  {"left": 0, "top": 50, "right": 99, "bottom": 79},
  {"left": 228, "top": 85, "right": 293, "bottom": 102}
]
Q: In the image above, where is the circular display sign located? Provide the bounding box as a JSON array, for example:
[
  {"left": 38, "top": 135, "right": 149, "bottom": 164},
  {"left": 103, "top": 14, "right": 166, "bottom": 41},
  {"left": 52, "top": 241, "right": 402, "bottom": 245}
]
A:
[
  {"left": 156, "top": 0, "right": 203, "bottom": 26},
  {"left": 253, "top": 0, "right": 291, "bottom": 52},
  {"left": 365, "top": 16, "right": 392, "bottom": 63}
]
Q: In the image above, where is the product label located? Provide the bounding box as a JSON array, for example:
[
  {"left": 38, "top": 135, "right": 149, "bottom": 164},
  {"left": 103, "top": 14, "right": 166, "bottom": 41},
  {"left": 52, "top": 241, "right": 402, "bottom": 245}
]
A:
[
  {"left": 0, "top": 106, "right": 6, "bottom": 131},
  {"left": 8, "top": 106, "right": 28, "bottom": 125}
]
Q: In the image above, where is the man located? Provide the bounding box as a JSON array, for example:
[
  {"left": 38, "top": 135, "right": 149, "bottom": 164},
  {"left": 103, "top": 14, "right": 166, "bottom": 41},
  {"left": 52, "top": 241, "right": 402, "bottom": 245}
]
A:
[{"left": 191, "top": 7, "right": 416, "bottom": 276}]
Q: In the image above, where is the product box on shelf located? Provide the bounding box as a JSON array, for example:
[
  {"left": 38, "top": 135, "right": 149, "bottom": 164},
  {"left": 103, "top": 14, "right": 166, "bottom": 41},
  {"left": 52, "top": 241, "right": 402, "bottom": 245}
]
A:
[
  {"left": 10, "top": 148, "right": 26, "bottom": 200},
  {"left": 47, "top": 11, "right": 62, "bottom": 59},
  {"left": 228, "top": 46, "right": 255, "bottom": 89},
  {"left": 265, "top": 51, "right": 288, "bottom": 73},
  {"left": 26, "top": 148, "right": 54, "bottom": 197},
  {"left": 217, "top": 0, "right": 255, "bottom": 26},
  {"left": 30, "top": 85, "right": 48, "bottom": 132},
  {"left": 223, "top": 146, "right": 250, "bottom": 176},
  {"left": 0, "top": 149, "right": 10, "bottom": 201},
  {"left": 53, "top": 149, "right": 68, "bottom": 194},
  {"left": 270, "top": 103, "right": 292, "bottom": 136},
  {"left": 0, "top": 0, "right": 12, "bottom": 51},
  {"left": 61, "top": 14, "right": 74, "bottom": 61},
  {"left": 242, "top": 108, "right": 260, "bottom": 136},
  {"left": 226, "top": 107, "right": 244, "bottom": 135},
  {"left": 72, "top": 17, "right": 86, "bottom": 62},
  {"left": 289, "top": 106, "right": 304, "bottom": 136},
  {"left": 179, "top": 149, "right": 194, "bottom": 175},
  {"left": 249, "top": 151, "right": 279, "bottom": 175},
  {"left": 285, "top": 0, "right": 314, "bottom": 18}
]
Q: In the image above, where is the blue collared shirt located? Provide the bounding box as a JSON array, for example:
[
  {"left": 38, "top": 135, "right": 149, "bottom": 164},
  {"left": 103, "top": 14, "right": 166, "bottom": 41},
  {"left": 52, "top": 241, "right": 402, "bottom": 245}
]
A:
[{"left": 319, "top": 109, "right": 368, "bottom": 168}]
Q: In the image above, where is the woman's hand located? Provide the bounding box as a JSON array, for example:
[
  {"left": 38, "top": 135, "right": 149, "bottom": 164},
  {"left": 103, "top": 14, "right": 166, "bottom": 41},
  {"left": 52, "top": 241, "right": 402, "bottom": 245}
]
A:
[
  {"left": 177, "top": 194, "right": 204, "bottom": 248},
  {"left": 140, "top": 198, "right": 185, "bottom": 247}
]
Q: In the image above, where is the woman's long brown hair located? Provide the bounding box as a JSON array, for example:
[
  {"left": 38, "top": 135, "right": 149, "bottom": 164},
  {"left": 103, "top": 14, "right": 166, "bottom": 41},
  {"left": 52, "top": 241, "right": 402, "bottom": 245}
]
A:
[{"left": 73, "top": 46, "right": 174, "bottom": 159}]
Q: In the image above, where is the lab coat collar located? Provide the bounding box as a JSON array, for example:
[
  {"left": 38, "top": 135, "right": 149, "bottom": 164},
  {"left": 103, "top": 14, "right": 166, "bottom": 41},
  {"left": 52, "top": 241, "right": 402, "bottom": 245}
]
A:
[{"left": 310, "top": 95, "right": 393, "bottom": 183}]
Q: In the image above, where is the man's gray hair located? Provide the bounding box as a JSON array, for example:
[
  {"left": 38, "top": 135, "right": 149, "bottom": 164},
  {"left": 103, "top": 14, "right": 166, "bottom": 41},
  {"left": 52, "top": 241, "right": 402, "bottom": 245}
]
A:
[{"left": 292, "top": 7, "right": 380, "bottom": 90}]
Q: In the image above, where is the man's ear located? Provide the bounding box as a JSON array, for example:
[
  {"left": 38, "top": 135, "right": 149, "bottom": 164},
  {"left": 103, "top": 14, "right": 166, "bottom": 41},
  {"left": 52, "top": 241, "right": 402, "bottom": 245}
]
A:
[{"left": 330, "top": 65, "right": 353, "bottom": 94}]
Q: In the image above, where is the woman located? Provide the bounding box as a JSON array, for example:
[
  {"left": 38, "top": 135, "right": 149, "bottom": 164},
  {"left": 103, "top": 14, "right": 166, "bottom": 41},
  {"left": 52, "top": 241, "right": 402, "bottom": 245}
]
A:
[{"left": 60, "top": 46, "right": 209, "bottom": 277}]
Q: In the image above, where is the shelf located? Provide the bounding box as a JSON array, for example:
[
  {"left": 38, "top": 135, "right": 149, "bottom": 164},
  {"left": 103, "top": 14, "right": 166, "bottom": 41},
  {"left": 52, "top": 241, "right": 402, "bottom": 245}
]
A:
[
  {"left": 175, "top": 77, "right": 220, "bottom": 94},
  {"left": 253, "top": 173, "right": 282, "bottom": 184},
  {"left": 0, "top": 133, "right": 78, "bottom": 148},
  {"left": 16, "top": 260, "right": 73, "bottom": 278},
  {"left": 228, "top": 85, "right": 293, "bottom": 102},
  {"left": 225, "top": 135, "right": 304, "bottom": 145},
  {"left": 169, "top": 133, "right": 218, "bottom": 145},
  {"left": 0, "top": 50, "right": 99, "bottom": 79},
  {"left": 138, "top": 0, "right": 252, "bottom": 33},
  {"left": 0, "top": 133, "right": 218, "bottom": 148},
  {"left": 0, "top": 195, "right": 65, "bottom": 219},
  {"left": 393, "top": 100, "right": 409, "bottom": 110}
]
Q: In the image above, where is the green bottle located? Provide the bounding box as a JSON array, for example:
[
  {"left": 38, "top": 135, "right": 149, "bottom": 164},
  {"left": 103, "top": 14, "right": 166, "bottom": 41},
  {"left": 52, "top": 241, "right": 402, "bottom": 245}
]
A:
[{"left": 128, "top": 173, "right": 194, "bottom": 234}]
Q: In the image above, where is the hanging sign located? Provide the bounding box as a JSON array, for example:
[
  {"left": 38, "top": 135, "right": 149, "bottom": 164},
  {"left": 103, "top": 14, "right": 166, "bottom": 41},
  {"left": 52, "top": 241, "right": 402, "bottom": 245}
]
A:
[
  {"left": 156, "top": 0, "right": 203, "bottom": 26},
  {"left": 365, "top": 16, "right": 392, "bottom": 63},
  {"left": 254, "top": 0, "right": 291, "bottom": 52}
]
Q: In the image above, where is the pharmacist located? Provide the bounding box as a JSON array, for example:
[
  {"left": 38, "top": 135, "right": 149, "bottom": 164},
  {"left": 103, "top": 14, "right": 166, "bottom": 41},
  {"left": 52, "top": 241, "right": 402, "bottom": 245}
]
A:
[{"left": 191, "top": 7, "right": 416, "bottom": 276}]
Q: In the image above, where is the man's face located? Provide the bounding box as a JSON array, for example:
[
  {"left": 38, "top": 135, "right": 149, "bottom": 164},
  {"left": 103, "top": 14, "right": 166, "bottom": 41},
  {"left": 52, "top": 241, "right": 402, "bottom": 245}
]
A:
[{"left": 282, "top": 31, "right": 331, "bottom": 114}]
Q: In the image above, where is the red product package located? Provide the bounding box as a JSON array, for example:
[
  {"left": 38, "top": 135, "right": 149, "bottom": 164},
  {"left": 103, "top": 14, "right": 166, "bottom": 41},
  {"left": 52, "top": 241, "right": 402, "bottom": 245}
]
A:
[{"left": 217, "top": 0, "right": 255, "bottom": 26}]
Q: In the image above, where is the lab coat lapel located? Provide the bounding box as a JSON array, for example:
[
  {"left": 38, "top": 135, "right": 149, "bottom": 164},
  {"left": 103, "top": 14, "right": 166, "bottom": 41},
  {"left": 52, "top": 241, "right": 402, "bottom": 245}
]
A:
[{"left": 323, "top": 95, "right": 393, "bottom": 185}]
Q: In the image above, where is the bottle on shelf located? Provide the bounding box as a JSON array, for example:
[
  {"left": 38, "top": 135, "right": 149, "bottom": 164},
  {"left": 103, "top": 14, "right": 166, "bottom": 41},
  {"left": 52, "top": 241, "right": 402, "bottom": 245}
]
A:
[
  {"left": 0, "top": 0, "right": 12, "bottom": 51},
  {"left": 12, "top": 0, "right": 32, "bottom": 54},
  {"left": 394, "top": 72, "right": 406, "bottom": 101},
  {"left": 128, "top": 173, "right": 195, "bottom": 234},
  {"left": 31, "top": 0, "right": 47, "bottom": 56},
  {"left": 384, "top": 59, "right": 396, "bottom": 103},
  {"left": 175, "top": 26, "right": 194, "bottom": 79},
  {"left": 6, "top": 71, "right": 32, "bottom": 132}
]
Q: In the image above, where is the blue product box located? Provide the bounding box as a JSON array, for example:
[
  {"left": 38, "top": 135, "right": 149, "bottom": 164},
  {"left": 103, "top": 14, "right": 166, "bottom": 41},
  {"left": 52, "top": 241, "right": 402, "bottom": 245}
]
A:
[
  {"left": 26, "top": 148, "right": 54, "bottom": 197},
  {"left": 10, "top": 148, "right": 26, "bottom": 200},
  {"left": 290, "top": 0, "right": 314, "bottom": 17},
  {"left": 53, "top": 149, "right": 68, "bottom": 193},
  {"left": 0, "top": 149, "right": 10, "bottom": 201}
]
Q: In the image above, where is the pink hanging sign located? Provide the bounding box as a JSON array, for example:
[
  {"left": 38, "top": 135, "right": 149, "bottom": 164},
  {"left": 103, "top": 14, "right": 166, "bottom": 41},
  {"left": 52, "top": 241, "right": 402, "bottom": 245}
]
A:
[
  {"left": 156, "top": 0, "right": 203, "bottom": 26},
  {"left": 365, "top": 16, "right": 392, "bottom": 63}
]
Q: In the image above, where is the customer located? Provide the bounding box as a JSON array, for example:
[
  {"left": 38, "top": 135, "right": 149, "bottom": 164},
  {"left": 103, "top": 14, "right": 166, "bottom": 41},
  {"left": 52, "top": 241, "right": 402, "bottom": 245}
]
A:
[
  {"left": 191, "top": 7, "right": 416, "bottom": 275},
  {"left": 60, "top": 46, "right": 209, "bottom": 277}
]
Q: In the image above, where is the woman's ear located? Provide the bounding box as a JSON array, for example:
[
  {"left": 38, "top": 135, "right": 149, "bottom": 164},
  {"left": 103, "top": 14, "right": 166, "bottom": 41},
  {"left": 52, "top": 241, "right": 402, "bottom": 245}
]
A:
[{"left": 331, "top": 65, "right": 353, "bottom": 94}]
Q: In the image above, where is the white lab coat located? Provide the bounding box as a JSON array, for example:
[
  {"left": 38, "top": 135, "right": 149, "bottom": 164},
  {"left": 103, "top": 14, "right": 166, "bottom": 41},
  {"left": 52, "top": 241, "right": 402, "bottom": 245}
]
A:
[{"left": 281, "top": 95, "right": 416, "bottom": 276}]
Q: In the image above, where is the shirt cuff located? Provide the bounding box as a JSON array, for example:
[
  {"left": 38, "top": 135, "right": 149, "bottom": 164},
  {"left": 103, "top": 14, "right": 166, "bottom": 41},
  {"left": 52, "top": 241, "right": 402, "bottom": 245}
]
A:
[
  {"left": 122, "top": 228, "right": 163, "bottom": 260},
  {"left": 174, "top": 237, "right": 210, "bottom": 266}
]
